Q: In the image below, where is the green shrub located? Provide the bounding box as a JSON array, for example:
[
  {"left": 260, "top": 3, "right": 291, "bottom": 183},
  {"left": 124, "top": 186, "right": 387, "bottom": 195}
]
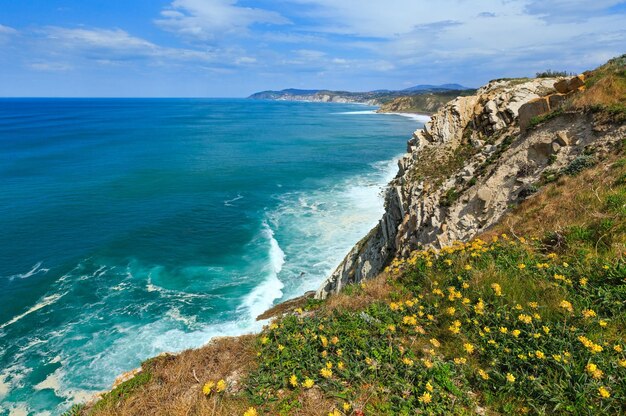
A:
[{"left": 563, "top": 155, "right": 597, "bottom": 176}]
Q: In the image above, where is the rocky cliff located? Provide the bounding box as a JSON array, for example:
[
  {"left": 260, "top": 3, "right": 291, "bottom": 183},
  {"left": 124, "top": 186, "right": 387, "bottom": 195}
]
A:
[
  {"left": 316, "top": 76, "right": 626, "bottom": 298},
  {"left": 376, "top": 90, "right": 475, "bottom": 114}
]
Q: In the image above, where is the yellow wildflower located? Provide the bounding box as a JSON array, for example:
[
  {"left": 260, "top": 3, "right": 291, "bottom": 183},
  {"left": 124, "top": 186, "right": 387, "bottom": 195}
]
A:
[
  {"left": 598, "top": 386, "right": 610, "bottom": 398},
  {"left": 328, "top": 410, "right": 341, "bottom": 416},
  {"left": 202, "top": 381, "right": 215, "bottom": 396},
  {"left": 320, "top": 336, "right": 328, "bottom": 347},
  {"left": 464, "top": 343, "right": 475, "bottom": 354},
  {"left": 528, "top": 302, "right": 538, "bottom": 309},
  {"left": 430, "top": 338, "right": 441, "bottom": 348},
  {"left": 491, "top": 283, "right": 502, "bottom": 296},
  {"left": 303, "top": 378, "right": 314, "bottom": 388},
  {"left": 425, "top": 382, "right": 434, "bottom": 392},
  {"left": 454, "top": 357, "right": 467, "bottom": 365},
  {"left": 278, "top": 344, "right": 285, "bottom": 352},
  {"left": 419, "top": 391, "right": 432, "bottom": 404},
  {"left": 535, "top": 351, "right": 545, "bottom": 359},
  {"left": 559, "top": 300, "right": 573, "bottom": 312},
  {"left": 343, "top": 403, "right": 351, "bottom": 411},
  {"left": 325, "top": 361, "right": 333, "bottom": 369},
  {"left": 512, "top": 329, "right": 521, "bottom": 337},
  {"left": 586, "top": 363, "right": 604, "bottom": 379},
  {"left": 464, "top": 265, "right": 472, "bottom": 271},
  {"left": 506, "top": 373, "right": 515, "bottom": 383},
  {"left": 387, "top": 324, "right": 396, "bottom": 332},
  {"left": 614, "top": 345, "right": 623, "bottom": 352},
  {"left": 337, "top": 361, "right": 345, "bottom": 370},
  {"left": 403, "top": 316, "right": 418, "bottom": 326},
  {"left": 448, "top": 320, "right": 462, "bottom": 334},
  {"left": 243, "top": 407, "right": 258, "bottom": 416},
  {"left": 582, "top": 309, "right": 596, "bottom": 318},
  {"left": 474, "top": 299, "right": 485, "bottom": 315},
  {"left": 518, "top": 314, "right": 532, "bottom": 324},
  {"left": 289, "top": 374, "right": 298, "bottom": 387},
  {"left": 579, "top": 278, "right": 588, "bottom": 286},
  {"left": 261, "top": 336, "right": 269, "bottom": 345},
  {"left": 518, "top": 263, "right": 526, "bottom": 270},
  {"left": 499, "top": 327, "right": 508, "bottom": 334},
  {"left": 403, "top": 357, "right": 414, "bottom": 366},
  {"left": 331, "top": 336, "right": 339, "bottom": 345},
  {"left": 446, "top": 307, "right": 456, "bottom": 316},
  {"left": 216, "top": 379, "right": 227, "bottom": 393},
  {"left": 320, "top": 368, "right": 333, "bottom": 378},
  {"left": 478, "top": 369, "right": 490, "bottom": 380}
]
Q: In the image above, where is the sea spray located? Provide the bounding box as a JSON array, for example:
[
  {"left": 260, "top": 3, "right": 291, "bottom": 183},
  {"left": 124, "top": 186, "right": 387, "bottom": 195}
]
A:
[
  {"left": 0, "top": 98, "right": 423, "bottom": 413},
  {"left": 239, "top": 223, "right": 286, "bottom": 321}
]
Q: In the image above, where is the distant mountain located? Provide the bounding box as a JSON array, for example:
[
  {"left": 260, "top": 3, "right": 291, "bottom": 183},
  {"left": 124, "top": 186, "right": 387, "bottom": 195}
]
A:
[{"left": 248, "top": 84, "right": 475, "bottom": 107}]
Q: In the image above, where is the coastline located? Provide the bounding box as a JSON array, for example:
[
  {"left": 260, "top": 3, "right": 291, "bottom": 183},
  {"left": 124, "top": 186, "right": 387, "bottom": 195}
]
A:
[{"left": 75, "top": 111, "right": 428, "bottom": 409}]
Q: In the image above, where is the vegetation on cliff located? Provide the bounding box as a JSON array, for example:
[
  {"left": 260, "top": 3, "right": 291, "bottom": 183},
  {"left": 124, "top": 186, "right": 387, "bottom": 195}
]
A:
[
  {"left": 70, "top": 57, "right": 625, "bottom": 416},
  {"left": 71, "top": 137, "right": 626, "bottom": 416},
  {"left": 376, "top": 90, "right": 475, "bottom": 115}
]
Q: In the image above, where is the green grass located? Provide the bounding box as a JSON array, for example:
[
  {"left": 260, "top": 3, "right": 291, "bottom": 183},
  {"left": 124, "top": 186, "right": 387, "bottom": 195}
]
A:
[
  {"left": 90, "top": 370, "right": 152, "bottom": 412},
  {"left": 528, "top": 108, "right": 564, "bottom": 129},
  {"left": 243, "top": 234, "right": 626, "bottom": 415}
]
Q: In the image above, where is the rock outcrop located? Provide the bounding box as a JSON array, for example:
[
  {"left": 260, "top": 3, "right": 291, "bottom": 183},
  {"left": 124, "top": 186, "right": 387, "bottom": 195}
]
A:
[{"left": 316, "top": 76, "right": 625, "bottom": 299}]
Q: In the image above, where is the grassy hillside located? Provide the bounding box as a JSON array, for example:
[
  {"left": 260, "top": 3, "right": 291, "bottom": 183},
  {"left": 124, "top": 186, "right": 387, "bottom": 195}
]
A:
[
  {"left": 69, "top": 57, "right": 626, "bottom": 416},
  {"left": 70, "top": 141, "right": 626, "bottom": 416}
]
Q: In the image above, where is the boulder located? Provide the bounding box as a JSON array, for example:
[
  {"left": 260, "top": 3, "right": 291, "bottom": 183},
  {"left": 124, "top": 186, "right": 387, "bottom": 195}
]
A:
[
  {"left": 530, "top": 141, "right": 556, "bottom": 159},
  {"left": 553, "top": 75, "right": 585, "bottom": 94},
  {"left": 554, "top": 79, "right": 570, "bottom": 94},
  {"left": 555, "top": 131, "right": 572, "bottom": 146},
  {"left": 548, "top": 93, "right": 568, "bottom": 110},
  {"left": 519, "top": 97, "right": 550, "bottom": 132},
  {"left": 568, "top": 74, "right": 585, "bottom": 91}
]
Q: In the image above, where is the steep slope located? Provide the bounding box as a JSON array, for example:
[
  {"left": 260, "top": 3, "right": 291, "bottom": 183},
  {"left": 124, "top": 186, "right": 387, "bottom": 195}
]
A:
[
  {"left": 70, "top": 57, "right": 625, "bottom": 416},
  {"left": 375, "top": 90, "right": 475, "bottom": 114},
  {"left": 317, "top": 71, "right": 625, "bottom": 298}
]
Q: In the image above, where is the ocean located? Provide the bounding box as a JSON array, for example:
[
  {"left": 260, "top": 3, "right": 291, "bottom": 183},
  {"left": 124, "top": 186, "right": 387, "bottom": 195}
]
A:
[{"left": 0, "top": 98, "right": 425, "bottom": 414}]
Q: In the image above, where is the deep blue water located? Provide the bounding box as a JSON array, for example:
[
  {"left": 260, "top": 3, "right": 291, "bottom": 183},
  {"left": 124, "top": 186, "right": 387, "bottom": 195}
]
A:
[{"left": 0, "top": 98, "right": 424, "bottom": 414}]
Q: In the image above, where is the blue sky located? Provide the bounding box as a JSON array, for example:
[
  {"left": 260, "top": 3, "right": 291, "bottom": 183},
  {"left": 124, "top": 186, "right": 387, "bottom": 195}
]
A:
[{"left": 0, "top": 0, "right": 624, "bottom": 97}]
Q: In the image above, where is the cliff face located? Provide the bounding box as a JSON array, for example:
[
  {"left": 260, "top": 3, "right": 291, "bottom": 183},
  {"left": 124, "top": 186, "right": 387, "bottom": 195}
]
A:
[
  {"left": 316, "top": 77, "right": 625, "bottom": 298},
  {"left": 376, "top": 91, "right": 475, "bottom": 115}
]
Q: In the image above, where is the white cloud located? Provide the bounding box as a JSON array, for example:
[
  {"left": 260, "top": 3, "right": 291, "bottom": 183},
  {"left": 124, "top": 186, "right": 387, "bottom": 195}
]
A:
[
  {"left": 0, "top": 24, "right": 18, "bottom": 35},
  {"left": 41, "top": 26, "right": 216, "bottom": 63},
  {"left": 28, "top": 62, "right": 73, "bottom": 71},
  {"left": 277, "top": 0, "right": 624, "bottom": 79},
  {"left": 235, "top": 56, "right": 257, "bottom": 64},
  {"left": 0, "top": 24, "right": 18, "bottom": 44},
  {"left": 295, "top": 49, "right": 326, "bottom": 59},
  {"left": 156, "top": 0, "right": 290, "bottom": 40}
]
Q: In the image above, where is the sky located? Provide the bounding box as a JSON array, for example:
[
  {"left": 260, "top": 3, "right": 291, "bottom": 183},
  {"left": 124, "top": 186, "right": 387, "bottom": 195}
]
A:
[{"left": 0, "top": 0, "right": 624, "bottom": 97}]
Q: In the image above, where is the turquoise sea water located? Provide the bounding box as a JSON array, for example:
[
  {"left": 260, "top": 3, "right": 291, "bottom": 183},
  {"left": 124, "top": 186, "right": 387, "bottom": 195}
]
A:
[{"left": 0, "top": 98, "right": 424, "bottom": 414}]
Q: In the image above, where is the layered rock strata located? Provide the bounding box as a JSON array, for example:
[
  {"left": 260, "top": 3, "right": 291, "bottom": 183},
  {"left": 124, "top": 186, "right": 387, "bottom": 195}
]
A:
[{"left": 316, "top": 76, "right": 624, "bottom": 298}]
